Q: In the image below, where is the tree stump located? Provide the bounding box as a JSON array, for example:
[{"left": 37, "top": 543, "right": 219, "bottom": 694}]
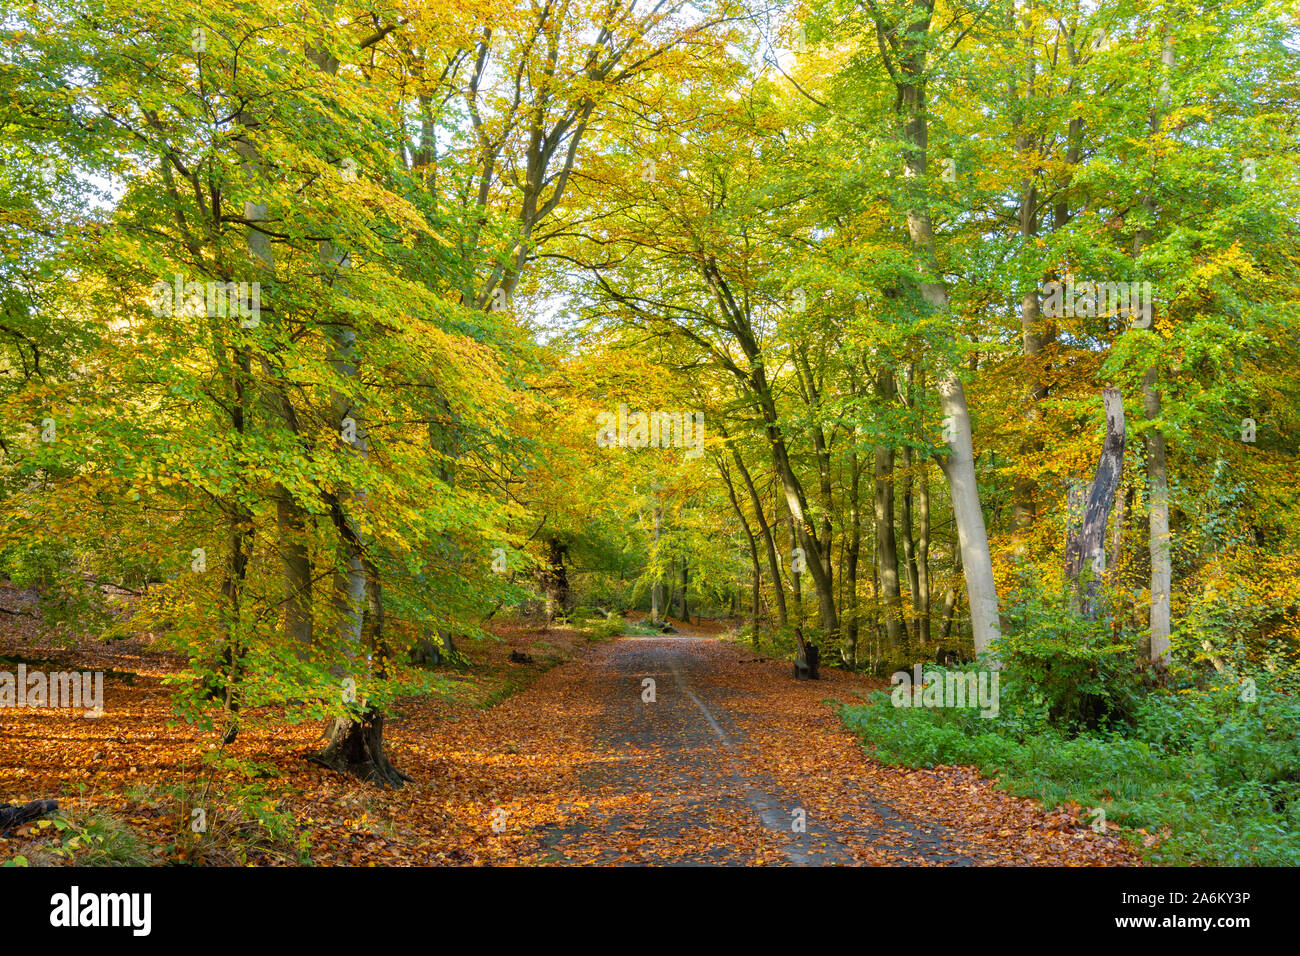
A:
[{"left": 793, "top": 643, "right": 821, "bottom": 680}]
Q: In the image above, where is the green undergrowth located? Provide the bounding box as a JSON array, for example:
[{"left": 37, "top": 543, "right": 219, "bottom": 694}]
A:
[{"left": 841, "top": 675, "right": 1300, "bottom": 865}]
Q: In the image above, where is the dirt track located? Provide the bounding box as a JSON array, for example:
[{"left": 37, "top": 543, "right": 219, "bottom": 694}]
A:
[{"left": 493, "top": 634, "right": 1138, "bottom": 866}]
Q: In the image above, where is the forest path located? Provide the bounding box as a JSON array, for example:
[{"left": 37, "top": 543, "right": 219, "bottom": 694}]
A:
[
  {"left": 492, "top": 633, "right": 1135, "bottom": 865},
  {"left": 527, "top": 634, "right": 958, "bottom": 865}
]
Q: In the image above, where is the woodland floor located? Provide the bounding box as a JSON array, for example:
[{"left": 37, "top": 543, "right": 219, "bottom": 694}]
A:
[{"left": 0, "top": 594, "right": 1140, "bottom": 866}]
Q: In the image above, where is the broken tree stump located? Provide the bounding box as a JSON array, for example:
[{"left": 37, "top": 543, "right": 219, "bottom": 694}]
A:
[
  {"left": 793, "top": 643, "right": 821, "bottom": 681},
  {"left": 1064, "top": 387, "right": 1126, "bottom": 617}
]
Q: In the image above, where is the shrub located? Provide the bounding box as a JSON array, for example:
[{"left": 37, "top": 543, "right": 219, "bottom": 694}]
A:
[
  {"left": 997, "top": 590, "right": 1149, "bottom": 732},
  {"left": 839, "top": 675, "right": 1300, "bottom": 865}
]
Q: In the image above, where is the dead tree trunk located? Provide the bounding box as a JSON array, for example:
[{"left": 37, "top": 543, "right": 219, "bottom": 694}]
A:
[{"left": 1064, "top": 389, "right": 1126, "bottom": 617}]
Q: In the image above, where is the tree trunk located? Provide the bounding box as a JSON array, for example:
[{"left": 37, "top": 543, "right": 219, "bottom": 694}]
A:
[
  {"left": 650, "top": 502, "right": 663, "bottom": 622},
  {"left": 313, "top": 707, "right": 411, "bottom": 787},
  {"left": 901, "top": 445, "right": 920, "bottom": 619},
  {"left": 217, "top": 509, "right": 251, "bottom": 745},
  {"left": 844, "top": 446, "right": 862, "bottom": 667},
  {"left": 323, "top": 246, "right": 370, "bottom": 672},
  {"left": 694, "top": 283, "right": 836, "bottom": 649},
  {"left": 541, "top": 536, "right": 570, "bottom": 625},
  {"left": 1145, "top": 370, "right": 1171, "bottom": 664},
  {"left": 1064, "top": 389, "right": 1126, "bottom": 617},
  {"left": 868, "top": 549, "right": 885, "bottom": 671},
  {"left": 938, "top": 544, "right": 962, "bottom": 643},
  {"left": 677, "top": 559, "right": 688, "bottom": 620},
  {"left": 749, "top": 366, "right": 837, "bottom": 647},
  {"left": 937, "top": 377, "right": 1002, "bottom": 657},
  {"left": 714, "top": 443, "right": 763, "bottom": 644},
  {"left": 722, "top": 421, "right": 788, "bottom": 626},
  {"left": 784, "top": 509, "right": 818, "bottom": 676},
  {"left": 1109, "top": 483, "right": 1128, "bottom": 579},
  {"left": 305, "top": 22, "right": 402, "bottom": 784},
  {"left": 916, "top": 454, "right": 932, "bottom": 645},
  {"left": 277, "top": 494, "right": 313, "bottom": 651},
  {"left": 1136, "top": 28, "right": 1174, "bottom": 668},
  {"left": 874, "top": 437, "right": 906, "bottom": 649},
  {"left": 412, "top": 628, "right": 442, "bottom": 667},
  {"left": 234, "top": 108, "right": 314, "bottom": 656},
  {"left": 874, "top": 10, "right": 1001, "bottom": 659},
  {"left": 1011, "top": 24, "right": 1046, "bottom": 532},
  {"left": 0, "top": 800, "right": 58, "bottom": 830},
  {"left": 214, "top": 255, "right": 254, "bottom": 742},
  {"left": 786, "top": 506, "right": 804, "bottom": 621},
  {"left": 1110, "top": 481, "right": 1129, "bottom": 641}
]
